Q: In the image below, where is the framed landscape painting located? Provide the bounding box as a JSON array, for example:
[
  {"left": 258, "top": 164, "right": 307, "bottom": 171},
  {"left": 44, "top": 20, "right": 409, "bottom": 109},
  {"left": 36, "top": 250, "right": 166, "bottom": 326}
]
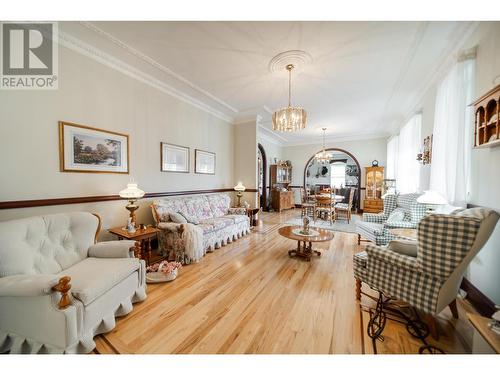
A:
[
  {"left": 195, "top": 149, "right": 216, "bottom": 175},
  {"left": 59, "top": 121, "right": 129, "bottom": 174},
  {"left": 161, "top": 142, "right": 189, "bottom": 173}
]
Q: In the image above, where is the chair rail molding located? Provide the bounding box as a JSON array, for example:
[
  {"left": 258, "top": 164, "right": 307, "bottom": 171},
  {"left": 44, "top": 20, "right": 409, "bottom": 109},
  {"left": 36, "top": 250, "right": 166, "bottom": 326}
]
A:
[{"left": 0, "top": 188, "right": 258, "bottom": 210}]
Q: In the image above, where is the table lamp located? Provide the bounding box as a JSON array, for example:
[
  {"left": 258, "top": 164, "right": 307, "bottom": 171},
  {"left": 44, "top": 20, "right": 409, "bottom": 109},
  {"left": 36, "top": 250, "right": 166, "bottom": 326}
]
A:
[
  {"left": 234, "top": 182, "right": 246, "bottom": 207},
  {"left": 417, "top": 190, "right": 447, "bottom": 214},
  {"left": 119, "top": 181, "right": 145, "bottom": 227}
]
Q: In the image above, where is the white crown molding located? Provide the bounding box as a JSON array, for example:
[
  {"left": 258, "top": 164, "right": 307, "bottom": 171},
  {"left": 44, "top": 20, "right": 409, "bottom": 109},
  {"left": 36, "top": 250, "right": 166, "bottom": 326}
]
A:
[
  {"left": 280, "top": 132, "right": 389, "bottom": 147},
  {"left": 395, "top": 21, "right": 480, "bottom": 135},
  {"left": 81, "top": 22, "right": 238, "bottom": 115},
  {"left": 57, "top": 27, "right": 234, "bottom": 123},
  {"left": 258, "top": 123, "right": 289, "bottom": 144},
  {"left": 257, "top": 130, "right": 282, "bottom": 146}
]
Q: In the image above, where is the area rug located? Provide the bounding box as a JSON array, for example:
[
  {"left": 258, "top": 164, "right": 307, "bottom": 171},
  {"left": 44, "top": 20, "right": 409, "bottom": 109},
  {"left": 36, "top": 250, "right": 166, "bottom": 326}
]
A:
[{"left": 285, "top": 215, "right": 359, "bottom": 233}]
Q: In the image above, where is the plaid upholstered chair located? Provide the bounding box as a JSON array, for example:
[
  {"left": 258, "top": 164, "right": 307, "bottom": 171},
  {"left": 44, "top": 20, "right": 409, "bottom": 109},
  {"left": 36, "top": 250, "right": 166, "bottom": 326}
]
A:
[
  {"left": 353, "top": 207, "right": 499, "bottom": 338},
  {"left": 356, "top": 193, "right": 426, "bottom": 246}
]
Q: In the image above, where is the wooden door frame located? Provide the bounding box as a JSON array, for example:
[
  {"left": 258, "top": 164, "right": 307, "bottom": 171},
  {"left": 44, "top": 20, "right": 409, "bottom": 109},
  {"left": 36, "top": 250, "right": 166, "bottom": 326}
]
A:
[
  {"left": 258, "top": 143, "right": 268, "bottom": 211},
  {"left": 302, "top": 148, "right": 362, "bottom": 212}
]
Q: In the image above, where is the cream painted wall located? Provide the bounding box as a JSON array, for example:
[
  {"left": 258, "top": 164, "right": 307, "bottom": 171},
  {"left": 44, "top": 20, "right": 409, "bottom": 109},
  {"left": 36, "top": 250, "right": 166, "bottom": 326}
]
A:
[
  {"left": 258, "top": 136, "right": 283, "bottom": 164},
  {"left": 281, "top": 137, "right": 387, "bottom": 206},
  {"left": 234, "top": 121, "right": 258, "bottom": 207},
  {"left": 401, "top": 22, "right": 500, "bottom": 302},
  {"left": 463, "top": 22, "right": 500, "bottom": 303},
  {"left": 0, "top": 29, "right": 235, "bottom": 238}
]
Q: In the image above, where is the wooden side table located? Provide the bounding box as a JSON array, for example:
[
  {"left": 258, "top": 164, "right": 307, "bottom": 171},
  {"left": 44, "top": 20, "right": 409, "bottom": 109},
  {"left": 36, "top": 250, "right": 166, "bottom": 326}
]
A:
[
  {"left": 468, "top": 313, "right": 500, "bottom": 354},
  {"left": 108, "top": 226, "right": 160, "bottom": 265},
  {"left": 246, "top": 207, "right": 260, "bottom": 227},
  {"left": 390, "top": 228, "right": 417, "bottom": 240}
]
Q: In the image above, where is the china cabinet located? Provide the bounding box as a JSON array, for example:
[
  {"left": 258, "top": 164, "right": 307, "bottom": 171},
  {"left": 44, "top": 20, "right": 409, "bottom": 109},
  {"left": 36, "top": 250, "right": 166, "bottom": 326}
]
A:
[
  {"left": 270, "top": 164, "right": 294, "bottom": 212},
  {"left": 363, "top": 166, "right": 384, "bottom": 213}
]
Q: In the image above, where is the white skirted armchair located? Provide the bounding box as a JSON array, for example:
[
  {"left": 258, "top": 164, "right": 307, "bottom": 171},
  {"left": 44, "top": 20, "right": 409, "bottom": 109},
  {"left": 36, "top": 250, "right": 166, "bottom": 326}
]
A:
[{"left": 0, "top": 212, "right": 147, "bottom": 354}]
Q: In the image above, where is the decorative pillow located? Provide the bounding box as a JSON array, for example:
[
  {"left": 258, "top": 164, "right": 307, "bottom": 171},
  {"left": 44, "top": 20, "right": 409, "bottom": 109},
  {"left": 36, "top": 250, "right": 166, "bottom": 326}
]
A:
[
  {"left": 169, "top": 212, "right": 188, "bottom": 224},
  {"left": 387, "top": 239, "right": 418, "bottom": 257},
  {"left": 178, "top": 211, "right": 199, "bottom": 225},
  {"left": 387, "top": 209, "right": 405, "bottom": 223}
]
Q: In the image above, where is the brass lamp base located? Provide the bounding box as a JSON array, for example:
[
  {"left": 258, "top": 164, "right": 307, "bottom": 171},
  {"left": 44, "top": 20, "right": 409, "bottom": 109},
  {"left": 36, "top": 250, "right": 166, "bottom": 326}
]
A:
[
  {"left": 125, "top": 200, "right": 139, "bottom": 226},
  {"left": 236, "top": 191, "right": 243, "bottom": 207}
]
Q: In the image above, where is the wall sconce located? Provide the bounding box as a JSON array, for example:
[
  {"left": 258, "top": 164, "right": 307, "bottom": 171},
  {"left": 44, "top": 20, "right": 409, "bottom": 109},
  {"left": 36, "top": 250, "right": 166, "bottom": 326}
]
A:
[{"left": 417, "top": 134, "right": 433, "bottom": 165}]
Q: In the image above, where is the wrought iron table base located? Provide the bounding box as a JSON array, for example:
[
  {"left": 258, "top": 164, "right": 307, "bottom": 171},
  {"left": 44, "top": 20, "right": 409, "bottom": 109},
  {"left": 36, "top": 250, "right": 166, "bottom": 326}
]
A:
[{"left": 366, "top": 291, "right": 444, "bottom": 354}]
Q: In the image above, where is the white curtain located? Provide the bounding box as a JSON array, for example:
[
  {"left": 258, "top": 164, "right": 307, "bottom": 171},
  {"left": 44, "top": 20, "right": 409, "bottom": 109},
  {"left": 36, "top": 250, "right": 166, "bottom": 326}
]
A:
[
  {"left": 396, "top": 113, "right": 422, "bottom": 194},
  {"left": 430, "top": 57, "right": 475, "bottom": 207},
  {"left": 386, "top": 135, "right": 399, "bottom": 180}
]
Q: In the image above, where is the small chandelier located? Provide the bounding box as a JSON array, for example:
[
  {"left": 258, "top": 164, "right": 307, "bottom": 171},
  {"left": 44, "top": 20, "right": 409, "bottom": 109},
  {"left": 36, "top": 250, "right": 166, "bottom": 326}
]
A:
[
  {"left": 272, "top": 64, "right": 307, "bottom": 132},
  {"left": 315, "top": 128, "right": 330, "bottom": 164}
]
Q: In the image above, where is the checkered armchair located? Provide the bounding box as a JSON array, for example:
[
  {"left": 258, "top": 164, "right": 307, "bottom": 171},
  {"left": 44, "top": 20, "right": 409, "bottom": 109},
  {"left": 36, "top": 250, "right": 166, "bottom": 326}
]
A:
[
  {"left": 353, "top": 207, "right": 499, "bottom": 315},
  {"left": 357, "top": 193, "right": 426, "bottom": 246}
]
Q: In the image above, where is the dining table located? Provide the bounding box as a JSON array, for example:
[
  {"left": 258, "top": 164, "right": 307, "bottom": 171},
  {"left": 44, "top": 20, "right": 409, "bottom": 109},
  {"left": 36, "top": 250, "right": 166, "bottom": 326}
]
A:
[{"left": 310, "top": 194, "right": 345, "bottom": 202}]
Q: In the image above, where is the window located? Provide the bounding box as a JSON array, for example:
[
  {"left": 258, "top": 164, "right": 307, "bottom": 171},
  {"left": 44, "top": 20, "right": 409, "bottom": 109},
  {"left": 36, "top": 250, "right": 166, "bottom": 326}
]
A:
[
  {"left": 386, "top": 135, "right": 398, "bottom": 180},
  {"left": 430, "top": 56, "right": 475, "bottom": 207},
  {"left": 386, "top": 114, "right": 422, "bottom": 194},
  {"left": 330, "top": 162, "right": 346, "bottom": 188}
]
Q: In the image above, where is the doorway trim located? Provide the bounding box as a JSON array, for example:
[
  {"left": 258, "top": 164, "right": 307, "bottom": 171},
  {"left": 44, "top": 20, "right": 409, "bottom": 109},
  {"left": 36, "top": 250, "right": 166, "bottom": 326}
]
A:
[
  {"left": 257, "top": 143, "right": 268, "bottom": 211},
  {"left": 302, "top": 148, "right": 362, "bottom": 211}
]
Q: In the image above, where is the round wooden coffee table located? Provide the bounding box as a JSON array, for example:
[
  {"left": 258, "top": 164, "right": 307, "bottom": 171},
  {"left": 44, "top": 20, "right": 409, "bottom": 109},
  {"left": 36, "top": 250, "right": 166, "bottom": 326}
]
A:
[{"left": 278, "top": 225, "right": 334, "bottom": 261}]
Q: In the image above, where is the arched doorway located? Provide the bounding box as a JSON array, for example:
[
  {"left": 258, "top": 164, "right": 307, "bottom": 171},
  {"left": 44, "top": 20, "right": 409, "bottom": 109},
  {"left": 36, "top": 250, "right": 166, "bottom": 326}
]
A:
[
  {"left": 257, "top": 143, "right": 268, "bottom": 211},
  {"left": 303, "top": 148, "right": 362, "bottom": 212}
]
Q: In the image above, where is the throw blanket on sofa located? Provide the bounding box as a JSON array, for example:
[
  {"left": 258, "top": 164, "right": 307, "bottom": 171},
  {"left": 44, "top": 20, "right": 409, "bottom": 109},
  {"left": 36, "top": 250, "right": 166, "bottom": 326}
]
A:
[{"left": 183, "top": 223, "right": 204, "bottom": 263}]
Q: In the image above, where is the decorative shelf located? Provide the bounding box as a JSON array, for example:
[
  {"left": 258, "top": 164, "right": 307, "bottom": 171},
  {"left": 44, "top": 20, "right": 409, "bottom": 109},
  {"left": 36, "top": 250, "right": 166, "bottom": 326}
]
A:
[{"left": 472, "top": 84, "right": 500, "bottom": 148}]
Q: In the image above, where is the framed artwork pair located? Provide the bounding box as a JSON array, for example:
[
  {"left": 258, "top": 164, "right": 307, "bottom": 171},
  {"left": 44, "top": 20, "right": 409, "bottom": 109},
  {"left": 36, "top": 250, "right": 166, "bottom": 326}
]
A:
[
  {"left": 59, "top": 121, "right": 216, "bottom": 175},
  {"left": 161, "top": 143, "right": 215, "bottom": 175}
]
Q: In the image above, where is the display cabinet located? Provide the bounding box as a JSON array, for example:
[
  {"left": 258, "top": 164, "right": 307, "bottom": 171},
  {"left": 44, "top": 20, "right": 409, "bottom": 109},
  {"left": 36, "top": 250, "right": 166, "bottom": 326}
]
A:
[
  {"left": 363, "top": 166, "right": 384, "bottom": 213},
  {"left": 270, "top": 164, "right": 294, "bottom": 212}
]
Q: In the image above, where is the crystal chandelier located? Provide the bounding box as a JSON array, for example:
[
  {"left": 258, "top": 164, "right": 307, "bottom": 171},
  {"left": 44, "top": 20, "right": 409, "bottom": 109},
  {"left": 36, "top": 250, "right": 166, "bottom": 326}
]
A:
[
  {"left": 272, "top": 64, "right": 307, "bottom": 132},
  {"left": 315, "top": 128, "right": 330, "bottom": 164}
]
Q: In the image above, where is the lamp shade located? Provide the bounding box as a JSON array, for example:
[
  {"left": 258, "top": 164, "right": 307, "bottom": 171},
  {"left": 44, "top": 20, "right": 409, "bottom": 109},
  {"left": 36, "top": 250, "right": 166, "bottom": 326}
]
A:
[
  {"left": 119, "top": 183, "right": 145, "bottom": 199},
  {"left": 234, "top": 182, "right": 246, "bottom": 192},
  {"left": 417, "top": 190, "right": 447, "bottom": 205}
]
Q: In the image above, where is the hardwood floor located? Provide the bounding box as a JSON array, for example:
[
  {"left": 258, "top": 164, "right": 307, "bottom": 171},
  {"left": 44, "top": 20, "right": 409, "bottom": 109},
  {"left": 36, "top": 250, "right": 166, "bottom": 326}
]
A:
[{"left": 95, "top": 209, "right": 476, "bottom": 354}]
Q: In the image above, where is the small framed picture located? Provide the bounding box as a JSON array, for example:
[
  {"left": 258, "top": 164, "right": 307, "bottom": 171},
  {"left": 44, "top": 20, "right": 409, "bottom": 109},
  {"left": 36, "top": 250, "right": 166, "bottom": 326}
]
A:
[
  {"left": 195, "top": 149, "right": 216, "bottom": 175},
  {"left": 59, "top": 121, "right": 129, "bottom": 174},
  {"left": 161, "top": 142, "right": 189, "bottom": 173}
]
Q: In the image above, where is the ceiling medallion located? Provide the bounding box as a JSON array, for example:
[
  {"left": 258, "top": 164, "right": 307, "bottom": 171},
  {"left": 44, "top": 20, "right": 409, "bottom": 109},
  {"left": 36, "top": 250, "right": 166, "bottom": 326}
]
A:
[
  {"left": 271, "top": 63, "right": 307, "bottom": 132},
  {"left": 315, "top": 128, "right": 330, "bottom": 164},
  {"left": 268, "top": 50, "right": 313, "bottom": 73}
]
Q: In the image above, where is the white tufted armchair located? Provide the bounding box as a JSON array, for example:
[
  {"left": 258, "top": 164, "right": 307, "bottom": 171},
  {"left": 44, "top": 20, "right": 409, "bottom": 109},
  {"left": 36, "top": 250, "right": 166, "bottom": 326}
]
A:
[{"left": 0, "top": 212, "right": 147, "bottom": 354}]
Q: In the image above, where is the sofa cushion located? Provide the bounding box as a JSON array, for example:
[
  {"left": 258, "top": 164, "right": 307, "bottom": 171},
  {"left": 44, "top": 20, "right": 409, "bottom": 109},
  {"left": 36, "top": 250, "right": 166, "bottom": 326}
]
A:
[
  {"left": 200, "top": 217, "right": 234, "bottom": 231},
  {"left": 387, "top": 239, "right": 418, "bottom": 257},
  {"left": 153, "top": 199, "right": 188, "bottom": 223},
  {"left": 207, "top": 194, "right": 231, "bottom": 218},
  {"left": 224, "top": 214, "right": 249, "bottom": 224},
  {"left": 178, "top": 211, "right": 199, "bottom": 225},
  {"left": 197, "top": 223, "right": 216, "bottom": 235},
  {"left": 170, "top": 212, "right": 188, "bottom": 224},
  {"left": 387, "top": 209, "right": 405, "bottom": 224},
  {"left": 0, "top": 212, "right": 99, "bottom": 277},
  {"left": 183, "top": 196, "right": 213, "bottom": 221},
  {"left": 60, "top": 257, "right": 140, "bottom": 306}
]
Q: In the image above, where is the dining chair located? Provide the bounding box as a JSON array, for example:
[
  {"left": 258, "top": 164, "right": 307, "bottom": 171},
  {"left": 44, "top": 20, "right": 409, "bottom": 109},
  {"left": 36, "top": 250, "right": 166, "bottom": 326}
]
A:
[
  {"left": 300, "top": 187, "right": 316, "bottom": 220},
  {"left": 335, "top": 188, "right": 355, "bottom": 223},
  {"left": 316, "top": 188, "right": 336, "bottom": 225}
]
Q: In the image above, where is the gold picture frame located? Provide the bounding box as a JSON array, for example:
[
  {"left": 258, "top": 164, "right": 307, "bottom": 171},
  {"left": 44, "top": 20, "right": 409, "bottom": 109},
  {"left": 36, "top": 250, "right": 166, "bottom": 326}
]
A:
[{"left": 59, "top": 121, "right": 130, "bottom": 174}]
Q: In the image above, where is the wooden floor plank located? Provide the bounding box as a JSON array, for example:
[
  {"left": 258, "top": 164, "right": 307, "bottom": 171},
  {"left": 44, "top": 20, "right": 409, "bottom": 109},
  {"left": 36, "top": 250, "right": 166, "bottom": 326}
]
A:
[{"left": 99, "top": 209, "right": 475, "bottom": 354}]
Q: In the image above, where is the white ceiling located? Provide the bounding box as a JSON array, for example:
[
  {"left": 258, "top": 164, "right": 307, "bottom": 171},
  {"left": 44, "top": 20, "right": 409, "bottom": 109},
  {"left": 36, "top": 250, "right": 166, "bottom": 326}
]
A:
[{"left": 88, "top": 21, "right": 475, "bottom": 145}]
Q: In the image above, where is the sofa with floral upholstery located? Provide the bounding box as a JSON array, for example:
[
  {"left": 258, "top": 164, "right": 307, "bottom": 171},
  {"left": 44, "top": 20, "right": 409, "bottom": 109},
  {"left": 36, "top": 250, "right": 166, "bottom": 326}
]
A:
[{"left": 151, "top": 193, "right": 250, "bottom": 264}]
